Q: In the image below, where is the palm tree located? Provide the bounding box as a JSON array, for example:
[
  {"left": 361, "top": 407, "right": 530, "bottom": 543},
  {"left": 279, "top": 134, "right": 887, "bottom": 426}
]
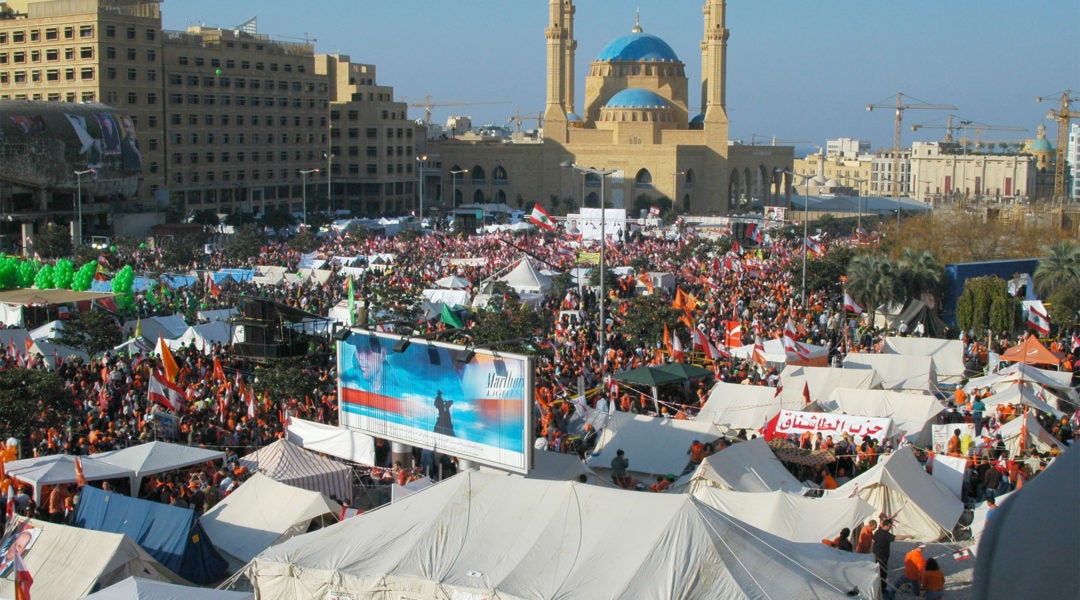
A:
[
  {"left": 897, "top": 248, "right": 944, "bottom": 308},
  {"left": 846, "top": 253, "right": 902, "bottom": 323},
  {"left": 1034, "top": 240, "right": 1080, "bottom": 296}
]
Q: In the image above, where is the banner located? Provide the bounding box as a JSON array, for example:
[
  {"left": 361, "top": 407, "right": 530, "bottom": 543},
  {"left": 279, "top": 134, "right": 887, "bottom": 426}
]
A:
[
  {"left": 773, "top": 410, "right": 892, "bottom": 442},
  {"left": 931, "top": 424, "right": 976, "bottom": 455}
]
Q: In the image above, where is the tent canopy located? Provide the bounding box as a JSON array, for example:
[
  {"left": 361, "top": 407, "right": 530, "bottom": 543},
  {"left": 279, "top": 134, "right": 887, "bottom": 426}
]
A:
[
  {"left": 495, "top": 256, "right": 552, "bottom": 293},
  {"left": 585, "top": 410, "right": 724, "bottom": 477},
  {"left": 1000, "top": 335, "right": 1065, "bottom": 366},
  {"left": 83, "top": 577, "right": 254, "bottom": 600},
  {"left": 842, "top": 353, "right": 937, "bottom": 391},
  {"left": 780, "top": 365, "right": 882, "bottom": 407},
  {"left": 964, "top": 362, "right": 1078, "bottom": 403},
  {"left": 286, "top": 417, "right": 376, "bottom": 465},
  {"left": 611, "top": 365, "right": 687, "bottom": 388},
  {"left": 823, "top": 388, "right": 944, "bottom": 446},
  {"left": 434, "top": 275, "right": 470, "bottom": 289},
  {"left": 246, "top": 471, "right": 879, "bottom": 599},
  {"left": 730, "top": 337, "right": 829, "bottom": 367},
  {"left": 689, "top": 437, "right": 807, "bottom": 494},
  {"left": 697, "top": 381, "right": 802, "bottom": 431},
  {"left": 995, "top": 410, "right": 1065, "bottom": 456},
  {"left": 881, "top": 336, "right": 965, "bottom": 383},
  {"left": 239, "top": 438, "right": 353, "bottom": 502},
  {"left": 980, "top": 383, "right": 1064, "bottom": 419},
  {"left": 892, "top": 300, "right": 949, "bottom": 339},
  {"left": 691, "top": 487, "right": 878, "bottom": 544},
  {"left": 4, "top": 454, "right": 132, "bottom": 502},
  {"left": 93, "top": 441, "right": 225, "bottom": 494}
]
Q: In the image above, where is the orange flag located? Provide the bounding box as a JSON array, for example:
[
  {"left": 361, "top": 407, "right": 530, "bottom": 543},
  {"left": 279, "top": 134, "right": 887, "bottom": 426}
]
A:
[
  {"left": 74, "top": 455, "right": 88, "bottom": 487},
  {"left": 213, "top": 357, "right": 227, "bottom": 382},
  {"left": 663, "top": 324, "right": 672, "bottom": 356},
  {"left": 156, "top": 334, "right": 179, "bottom": 384}
]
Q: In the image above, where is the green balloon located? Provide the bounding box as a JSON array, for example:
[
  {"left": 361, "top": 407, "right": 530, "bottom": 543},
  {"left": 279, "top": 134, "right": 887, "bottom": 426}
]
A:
[
  {"left": 139, "top": 243, "right": 147, "bottom": 249},
  {"left": 110, "top": 245, "right": 117, "bottom": 252},
  {"left": 215, "top": 68, "right": 222, "bottom": 76}
]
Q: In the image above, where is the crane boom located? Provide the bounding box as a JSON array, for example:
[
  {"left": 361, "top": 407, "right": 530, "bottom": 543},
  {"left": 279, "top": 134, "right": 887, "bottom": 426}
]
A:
[
  {"left": 407, "top": 95, "right": 512, "bottom": 124},
  {"left": 508, "top": 109, "right": 543, "bottom": 133},
  {"left": 1038, "top": 91, "right": 1079, "bottom": 201},
  {"left": 867, "top": 93, "right": 957, "bottom": 197},
  {"left": 912, "top": 115, "right": 1025, "bottom": 149}
]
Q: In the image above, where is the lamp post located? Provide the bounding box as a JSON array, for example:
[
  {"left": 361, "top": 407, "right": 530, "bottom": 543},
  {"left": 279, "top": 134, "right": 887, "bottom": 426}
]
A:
[
  {"left": 786, "top": 170, "right": 814, "bottom": 309},
  {"left": 299, "top": 168, "right": 319, "bottom": 227},
  {"left": 450, "top": 168, "right": 468, "bottom": 208},
  {"left": 563, "top": 162, "right": 616, "bottom": 371},
  {"left": 73, "top": 168, "right": 95, "bottom": 247},
  {"left": 323, "top": 151, "right": 334, "bottom": 212},
  {"left": 416, "top": 155, "right": 428, "bottom": 223}
]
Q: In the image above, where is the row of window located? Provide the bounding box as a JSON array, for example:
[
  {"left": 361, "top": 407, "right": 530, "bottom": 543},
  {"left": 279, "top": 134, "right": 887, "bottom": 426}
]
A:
[
  {"left": 169, "top": 113, "right": 327, "bottom": 128},
  {"left": 0, "top": 46, "right": 95, "bottom": 63},
  {"left": 173, "top": 166, "right": 414, "bottom": 185},
  {"left": 166, "top": 93, "right": 319, "bottom": 109},
  {"left": 180, "top": 182, "right": 412, "bottom": 206},
  {"left": 169, "top": 150, "right": 416, "bottom": 171},
  {"left": 0, "top": 67, "right": 93, "bottom": 83},
  {"left": 104, "top": 47, "right": 156, "bottom": 61},
  {"left": 168, "top": 75, "right": 312, "bottom": 92},
  {"left": 0, "top": 91, "right": 95, "bottom": 102},
  {"left": 176, "top": 55, "right": 306, "bottom": 73},
  {"left": 170, "top": 132, "right": 319, "bottom": 146},
  {"left": 0, "top": 25, "right": 94, "bottom": 44}
]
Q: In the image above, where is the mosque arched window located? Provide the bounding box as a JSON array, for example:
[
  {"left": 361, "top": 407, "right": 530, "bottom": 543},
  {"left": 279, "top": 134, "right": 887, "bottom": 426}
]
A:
[{"left": 635, "top": 168, "right": 653, "bottom": 188}]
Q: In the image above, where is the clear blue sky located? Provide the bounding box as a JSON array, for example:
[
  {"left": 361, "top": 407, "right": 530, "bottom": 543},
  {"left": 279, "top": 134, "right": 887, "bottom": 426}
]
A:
[{"left": 164, "top": 1, "right": 1079, "bottom": 153}]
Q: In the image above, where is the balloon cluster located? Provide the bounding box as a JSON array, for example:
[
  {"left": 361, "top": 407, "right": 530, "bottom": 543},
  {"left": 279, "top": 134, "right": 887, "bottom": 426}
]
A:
[
  {"left": 33, "top": 264, "right": 55, "bottom": 289},
  {"left": 72, "top": 262, "right": 97, "bottom": 292},
  {"left": 53, "top": 258, "right": 75, "bottom": 290},
  {"left": 110, "top": 264, "right": 136, "bottom": 311}
]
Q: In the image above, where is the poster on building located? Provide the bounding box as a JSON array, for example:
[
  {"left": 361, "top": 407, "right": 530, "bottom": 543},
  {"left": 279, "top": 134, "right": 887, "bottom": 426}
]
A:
[
  {"left": 773, "top": 410, "right": 892, "bottom": 442},
  {"left": 764, "top": 206, "right": 786, "bottom": 222},
  {"left": 931, "top": 424, "right": 977, "bottom": 455}
]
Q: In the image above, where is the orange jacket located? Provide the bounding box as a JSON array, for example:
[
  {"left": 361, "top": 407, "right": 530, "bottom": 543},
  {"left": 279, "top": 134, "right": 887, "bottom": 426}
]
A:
[{"left": 903, "top": 548, "right": 926, "bottom": 581}]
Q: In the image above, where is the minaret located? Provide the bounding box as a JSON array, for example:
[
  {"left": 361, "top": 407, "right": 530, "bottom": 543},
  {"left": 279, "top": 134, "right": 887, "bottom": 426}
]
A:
[
  {"left": 545, "top": 0, "right": 575, "bottom": 138},
  {"left": 700, "top": 0, "right": 729, "bottom": 128}
]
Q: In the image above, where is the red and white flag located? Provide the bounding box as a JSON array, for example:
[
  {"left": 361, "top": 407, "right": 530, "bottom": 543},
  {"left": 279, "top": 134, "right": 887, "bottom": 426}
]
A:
[
  {"left": 802, "top": 381, "right": 812, "bottom": 406},
  {"left": 751, "top": 341, "right": 768, "bottom": 366},
  {"left": 671, "top": 333, "right": 685, "bottom": 362},
  {"left": 843, "top": 292, "right": 864, "bottom": 315},
  {"left": 1072, "top": 333, "right": 1080, "bottom": 352},
  {"left": 13, "top": 553, "right": 33, "bottom": 600},
  {"left": 148, "top": 370, "right": 185, "bottom": 412},
  {"left": 246, "top": 387, "right": 258, "bottom": 420},
  {"left": 648, "top": 205, "right": 661, "bottom": 218},
  {"left": 205, "top": 273, "right": 222, "bottom": 298},
  {"left": 74, "top": 455, "right": 88, "bottom": 487},
  {"left": 783, "top": 319, "right": 812, "bottom": 361},
  {"left": 529, "top": 204, "right": 557, "bottom": 231},
  {"left": 706, "top": 338, "right": 729, "bottom": 361},
  {"left": 691, "top": 327, "right": 708, "bottom": 353},
  {"left": 724, "top": 320, "right": 743, "bottom": 348},
  {"left": 1026, "top": 302, "right": 1050, "bottom": 336},
  {"left": 805, "top": 236, "right": 825, "bottom": 256}
]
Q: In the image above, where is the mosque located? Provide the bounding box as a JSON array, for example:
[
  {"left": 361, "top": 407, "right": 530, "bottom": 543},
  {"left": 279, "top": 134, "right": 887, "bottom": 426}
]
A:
[{"left": 426, "top": 0, "right": 793, "bottom": 217}]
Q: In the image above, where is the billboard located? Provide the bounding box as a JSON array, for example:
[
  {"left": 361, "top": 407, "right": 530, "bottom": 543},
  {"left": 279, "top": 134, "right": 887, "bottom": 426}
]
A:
[{"left": 338, "top": 330, "right": 533, "bottom": 473}]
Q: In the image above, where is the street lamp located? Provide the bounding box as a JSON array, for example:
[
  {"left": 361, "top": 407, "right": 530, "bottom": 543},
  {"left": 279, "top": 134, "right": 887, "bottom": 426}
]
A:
[
  {"left": 323, "top": 151, "right": 335, "bottom": 212},
  {"left": 73, "top": 168, "right": 95, "bottom": 246},
  {"left": 786, "top": 170, "right": 814, "bottom": 309},
  {"left": 450, "top": 168, "right": 468, "bottom": 208},
  {"left": 416, "top": 155, "right": 428, "bottom": 223},
  {"left": 299, "top": 168, "right": 319, "bottom": 227},
  {"left": 562, "top": 162, "right": 616, "bottom": 371}
]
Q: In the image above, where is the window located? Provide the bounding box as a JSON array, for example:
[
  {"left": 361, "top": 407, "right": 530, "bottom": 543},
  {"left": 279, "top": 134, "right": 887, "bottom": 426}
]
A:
[
  {"left": 189, "top": 153, "right": 198, "bottom": 164},
  {"left": 79, "top": 67, "right": 94, "bottom": 80},
  {"left": 80, "top": 46, "right": 93, "bottom": 59},
  {"left": 64, "top": 68, "right": 74, "bottom": 80},
  {"left": 168, "top": 93, "right": 181, "bottom": 104},
  {"left": 127, "top": 68, "right": 136, "bottom": 80},
  {"left": 64, "top": 27, "right": 73, "bottom": 39},
  {"left": 12, "top": 31, "right": 24, "bottom": 43},
  {"left": 125, "top": 26, "right": 134, "bottom": 40},
  {"left": 0, "top": 53, "right": 5, "bottom": 64},
  {"left": 178, "top": 56, "right": 188, "bottom": 66},
  {"left": 12, "top": 51, "right": 24, "bottom": 63},
  {"left": 29, "top": 30, "right": 39, "bottom": 42},
  {"left": 171, "top": 114, "right": 181, "bottom": 125},
  {"left": 0, "top": 73, "right": 7, "bottom": 84},
  {"left": 148, "top": 115, "right": 157, "bottom": 127},
  {"left": 146, "top": 68, "right": 156, "bottom": 81},
  {"left": 146, "top": 29, "right": 155, "bottom": 41},
  {"left": 81, "top": 91, "right": 94, "bottom": 102},
  {"left": 46, "top": 69, "right": 59, "bottom": 81},
  {"left": 171, "top": 133, "right": 181, "bottom": 144},
  {"left": 270, "top": 62, "right": 278, "bottom": 71},
  {"left": 30, "top": 70, "right": 40, "bottom": 82},
  {"left": 146, "top": 92, "right": 156, "bottom": 104},
  {"left": 146, "top": 49, "right": 155, "bottom": 62},
  {"left": 127, "top": 91, "right": 136, "bottom": 104},
  {"left": 105, "top": 67, "right": 116, "bottom": 79},
  {"left": 46, "top": 49, "right": 58, "bottom": 61},
  {"left": 46, "top": 28, "right": 59, "bottom": 40},
  {"left": 194, "top": 57, "right": 204, "bottom": 67},
  {"left": 188, "top": 114, "right": 197, "bottom": 125},
  {"left": 126, "top": 48, "right": 135, "bottom": 60},
  {"left": 80, "top": 25, "right": 94, "bottom": 38},
  {"left": 366, "top": 127, "right": 377, "bottom": 138},
  {"left": 65, "top": 48, "right": 74, "bottom": 60},
  {"left": 204, "top": 114, "right": 213, "bottom": 126},
  {"left": 30, "top": 50, "right": 39, "bottom": 62},
  {"left": 105, "top": 25, "right": 116, "bottom": 37}
]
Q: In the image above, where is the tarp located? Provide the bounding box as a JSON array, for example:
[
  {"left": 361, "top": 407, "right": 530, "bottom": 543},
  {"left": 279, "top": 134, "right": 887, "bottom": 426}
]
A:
[
  {"left": 420, "top": 288, "right": 471, "bottom": 307},
  {"left": 496, "top": 256, "right": 552, "bottom": 293},
  {"left": 0, "top": 288, "right": 116, "bottom": 306},
  {"left": 29, "top": 339, "right": 90, "bottom": 370},
  {"left": 697, "top": 381, "right": 803, "bottom": 430},
  {"left": 1000, "top": 335, "right": 1064, "bottom": 366},
  {"left": 0, "top": 518, "right": 186, "bottom": 600},
  {"left": 823, "top": 388, "right": 943, "bottom": 446},
  {"left": 688, "top": 437, "right": 807, "bottom": 494},
  {"left": 83, "top": 577, "right": 253, "bottom": 600},
  {"left": 92, "top": 441, "right": 225, "bottom": 496},
  {"left": 0, "top": 327, "right": 31, "bottom": 350},
  {"left": 434, "top": 275, "right": 470, "bottom": 289},
  {"left": 691, "top": 487, "right": 878, "bottom": 544},
  {"left": 0, "top": 302, "right": 24, "bottom": 327},
  {"left": 995, "top": 410, "right": 1065, "bottom": 456},
  {"left": 246, "top": 471, "right": 880, "bottom": 599},
  {"left": 978, "top": 383, "right": 1064, "bottom": 419},
  {"left": 611, "top": 365, "right": 686, "bottom": 388},
  {"left": 780, "top": 365, "right": 882, "bottom": 407},
  {"left": 730, "top": 337, "right": 829, "bottom": 367},
  {"left": 584, "top": 410, "right": 724, "bottom": 478},
  {"left": 72, "top": 486, "right": 228, "bottom": 585},
  {"left": 4, "top": 454, "right": 132, "bottom": 502},
  {"left": 286, "top": 417, "right": 376, "bottom": 466},
  {"left": 842, "top": 353, "right": 937, "bottom": 391},
  {"left": 28, "top": 319, "right": 64, "bottom": 341},
  {"left": 196, "top": 307, "right": 238, "bottom": 323},
  {"left": 239, "top": 439, "right": 353, "bottom": 502},
  {"left": 200, "top": 473, "right": 340, "bottom": 568},
  {"left": 964, "top": 362, "right": 1078, "bottom": 402},
  {"left": 523, "top": 449, "right": 592, "bottom": 482},
  {"left": 974, "top": 449, "right": 1078, "bottom": 599},
  {"left": 881, "top": 336, "right": 966, "bottom": 383},
  {"left": 826, "top": 447, "right": 963, "bottom": 541}
]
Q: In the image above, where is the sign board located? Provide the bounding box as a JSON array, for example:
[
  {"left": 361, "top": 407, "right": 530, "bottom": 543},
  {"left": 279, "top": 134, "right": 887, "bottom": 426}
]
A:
[
  {"left": 773, "top": 410, "right": 892, "bottom": 442},
  {"left": 339, "top": 331, "right": 533, "bottom": 474},
  {"left": 931, "top": 424, "right": 977, "bottom": 455},
  {"left": 570, "top": 208, "right": 627, "bottom": 242},
  {"left": 764, "top": 207, "right": 786, "bottom": 222}
]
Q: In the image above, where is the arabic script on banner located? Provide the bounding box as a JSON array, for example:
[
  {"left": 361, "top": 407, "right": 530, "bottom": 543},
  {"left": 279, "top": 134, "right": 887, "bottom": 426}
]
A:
[{"left": 773, "top": 410, "right": 892, "bottom": 442}]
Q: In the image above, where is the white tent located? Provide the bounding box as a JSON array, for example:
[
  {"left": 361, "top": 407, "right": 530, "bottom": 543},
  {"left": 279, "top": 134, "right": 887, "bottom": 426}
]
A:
[
  {"left": 201, "top": 473, "right": 340, "bottom": 569},
  {"left": 823, "top": 388, "right": 944, "bottom": 446},
  {"left": 964, "top": 362, "right": 1078, "bottom": 403},
  {"left": 4, "top": 454, "right": 132, "bottom": 502},
  {"left": 0, "top": 302, "right": 24, "bottom": 327},
  {"left": 842, "top": 354, "right": 937, "bottom": 391},
  {"left": 83, "top": 577, "right": 254, "bottom": 600},
  {"left": 522, "top": 449, "right": 592, "bottom": 482},
  {"left": 826, "top": 447, "right": 963, "bottom": 542},
  {"left": 691, "top": 487, "right": 878, "bottom": 544},
  {"left": 979, "top": 383, "right": 1065, "bottom": 418},
  {"left": 123, "top": 314, "right": 188, "bottom": 342},
  {"left": 92, "top": 441, "right": 225, "bottom": 496},
  {"left": 696, "top": 381, "right": 802, "bottom": 430},
  {"left": 197, "top": 307, "right": 238, "bottom": 323},
  {"left": 584, "top": 410, "right": 725, "bottom": 478},
  {"left": 881, "top": 337, "right": 966, "bottom": 383},
  {"left": 0, "top": 327, "right": 31, "bottom": 350},
  {"left": 0, "top": 518, "right": 186, "bottom": 600},
  {"left": 165, "top": 321, "right": 237, "bottom": 352},
  {"left": 420, "top": 288, "right": 471, "bottom": 307},
  {"left": 286, "top": 417, "right": 376, "bottom": 465},
  {"left": 239, "top": 438, "right": 353, "bottom": 502},
  {"left": 28, "top": 339, "right": 90, "bottom": 369},
  {"left": 246, "top": 471, "right": 880, "bottom": 599},
  {"left": 28, "top": 319, "right": 64, "bottom": 341},
  {"left": 689, "top": 437, "right": 807, "bottom": 494},
  {"left": 995, "top": 410, "right": 1065, "bottom": 456},
  {"left": 780, "top": 365, "right": 882, "bottom": 407},
  {"left": 496, "top": 256, "right": 552, "bottom": 293},
  {"left": 434, "top": 275, "right": 470, "bottom": 289},
  {"left": 730, "top": 337, "right": 829, "bottom": 366}
]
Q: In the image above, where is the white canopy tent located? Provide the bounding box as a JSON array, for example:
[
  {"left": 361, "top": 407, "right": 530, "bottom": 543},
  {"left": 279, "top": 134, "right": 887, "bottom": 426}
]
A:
[
  {"left": 28, "top": 319, "right": 64, "bottom": 341},
  {"left": 881, "top": 337, "right": 966, "bottom": 383},
  {"left": 123, "top": 314, "right": 188, "bottom": 342},
  {"left": 434, "top": 275, "right": 470, "bottom": 289},
  {"left": 979, "top": 383, "right": 1065, "bottom": 419},
  {"left": 780, "top": 365, "right": 882, "bottom": 407},
  {"left": 688, "top": 437, "right": 807, "bottom": 494},
  {"left": 200, "top": 473, "right": 341, "bottom": 569},
  {"left": 239, "top": 438, "right": 353, "bottom": 502},
  {"left": 584, "top": 410, "right": 725, "bottom": 478},
  {"left": 995, "top": 410, "right": 1066, "bottom": 456},
  {"left": 83, "top": 577, "right": 254, "bottom": 600},
  {"left": 496, "top": 256, "right": 552, "bottom": 294},
  {"left": 420, "top": 288, "right": 471, "bottom": 307},
  {"left": 246, "top": 471, "right": 880, "bottom": 599},
  {"left": 0, "top": 518, "right": 186, "bottom": 600},
  {"left": 521, "top": 449, "right": 593, "bottom": 482},
  {"left": 28, "top": 339, "right": 90, "bottom": 369},
  {"left": 842, "top": 354, "right": 937, "bottom": 392},
  {"left": 165, "top": 321, "right": 237, "bottom": 352},
  {"left": 822, "top": 389, "right": 944, "bottom": 446},
  {"left": 730, "top": 337, "right": 829, "bottom": 366},
  {"left": 286, "top": 417, "right": 376, "bottom": 465},
  {"left": 92, "top": 441, "right": 225, "bottom": 496},
  {"left": 196, "top": 307, "right": 238, "bottom": 323},
  {"left": 696, "top": 381, "right": 803, "bottom": 431},
  {"left": 964, "top": 362, "right": 1078, "bottom": 403},
  {"left": 826, "top": 447, "right": 963, "bottom": 541},
  {"left": 4, "top": 454, "right": 132, "bottom": 502},
  {"left": 691, "top": 487, "right": 878, "bottom": 544}
]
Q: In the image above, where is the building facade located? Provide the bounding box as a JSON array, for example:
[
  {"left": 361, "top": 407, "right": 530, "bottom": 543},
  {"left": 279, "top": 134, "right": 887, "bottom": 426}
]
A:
[{"left": 909, "top": 141, "right": 1035, "bottom": 205}]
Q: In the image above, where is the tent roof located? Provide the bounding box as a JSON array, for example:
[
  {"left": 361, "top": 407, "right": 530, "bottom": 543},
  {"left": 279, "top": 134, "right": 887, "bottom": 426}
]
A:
[
  {"left": 964, "top": 362, "right": 1077, "bottom": 402},
  {"left": 827, "top": 447, "right": 963, "bottom": 541},
  {"left": 83, "top": 577, "right": 254, "bottom": 600},
  {"left": 496, "top": 256, "right": 552, "bottom": 293},
  {"left": 611, "top": 364, "right": 686, "bottom": 387},
  {"left": 286, "top": 417, "right": 376, "bottom": 465},
  {"left": 5, "top": 454, "right": 132, "bottom": 501},
  {"left": 690, "top": 437, "right": 807, "bottom": 494},
  {"left": 892, "top": 300, "right": 949, "bottom": 339},
  {"left": 239, "top": 438, "right": 353, "bottom": 502},
  {"left": 781, "top": 365, "right": 882, "bottom": 401},
  {"left": 691, "top": 487, "right": 878, "bottom": 544},
  {"left": 980, "top": 383, "right": 1064, "bottom": 419},
  {"left": 201, "top": 472, "right": 341, "bottom": 566},
  {"left": 93, "top": 441, "right": 224, "bottom": 480},
  {"left": 697, "top": 381, "right": 802, "bottom": 430},
  {"left": 523, "top": 449, "right": 593, "bottom": 481},
  {"left": 0, "top": 518, "right": 185, "bottom": 599},
  {"left": 123, "top": 314, "right": 189, "bottom": 341},
  {"left": 1000, "top": 335, "right": 1065, "bottom": 366},
  {"left": 842, "top": 353, "right": 937, "bottom": 391},
  {"left": 995, "top": 409, "right": 1066, "bottom": 455},
  {"left": 881, "top": 336, "right": 966, "bottom": 382},
  {"left": 824, "top": 388, "right": 944, "bottom": 445},
  {"left": 585, "top": 410, "right": 723, "bottom": 477},
  {"left": 434, "top": 275, "right": 470, "bottom": 289},
  {"left": 0, "top": 288, "right": 116, "bottom": 306},
  {"left": 730, "top": 338, "right": 828, "bottom": 365},
  {"left": 247, "top": 471, "right": 879, "bottom": 599}
]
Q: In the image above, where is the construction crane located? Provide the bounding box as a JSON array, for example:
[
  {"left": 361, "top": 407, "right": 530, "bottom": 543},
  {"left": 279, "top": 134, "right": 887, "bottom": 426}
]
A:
[
  {"left": 1037, "top": 90, "right": 1079, "bottom": 201},
  {"left": 405, "top": 95, "right": 512, "bottom": 125},
  {"left": 749, "top": 134, "right": 810, "bottom": 146},
  {"left": 912, "top": 116, "right": 1025, "bottom": 151},
  {"left": 867, "top": 93, "right": 957, "bottom": 197},
  {"left": 508, "top": 109, "right": 543, "bottom": 133}
]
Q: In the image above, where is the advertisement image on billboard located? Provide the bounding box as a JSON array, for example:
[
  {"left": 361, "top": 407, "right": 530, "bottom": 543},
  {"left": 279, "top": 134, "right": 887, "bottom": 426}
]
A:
[{"left": 338, "top": 331, "right": 532, "bottom": 473}]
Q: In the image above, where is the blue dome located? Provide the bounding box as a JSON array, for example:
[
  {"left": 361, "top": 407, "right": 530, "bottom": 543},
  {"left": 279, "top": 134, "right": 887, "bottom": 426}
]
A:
[
  {"left": 689, "top": 113, "right": 705, "bottom": 124},
  {"left": 604, "top": 89, "right": 670, "bottom": 109},
  {"left": 597, "top": 32, "right": 679, "bottom": 62},
  {"left": 1029, "top": 137, "right": 1053, "bottom": 152},
  {"left": 567, "top": 112, "right": 583, "bottom": 122}
]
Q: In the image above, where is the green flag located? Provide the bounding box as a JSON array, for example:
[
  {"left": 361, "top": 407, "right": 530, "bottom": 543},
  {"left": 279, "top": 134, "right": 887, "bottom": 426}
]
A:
[
  {"left": 347, "top": 275, "right": 355, "bottom": 327},
  {"left": 441, "top": 304, "right": 464, "bottom": 329}
]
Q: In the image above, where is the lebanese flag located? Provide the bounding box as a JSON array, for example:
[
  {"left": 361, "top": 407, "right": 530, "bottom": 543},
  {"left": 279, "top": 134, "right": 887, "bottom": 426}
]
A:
[
  {"left": 246, "top": 387, "right": 257, "bottom": 419},
  {"left": 13, "top": 553, "right": 32, "bottom": 600},
  {"left": 148, "top": 369, "right": 185, "bottom": 412},
  {"left": 1072, "top": 333, "right": 1080, "bottom": 352},
  {"left": 1026, "top": 302, "right": 1050, "bottom": 336},
  {"left": 706, "top": 338, "right": 729, "bottom": 361},
  {"left": 783, "top": 319, "right": 811, "bottom": 361},
  {"left": 213, "top": 357, "right": 227, "bottom": 382},
  {"left": 671, "top": 333, "right": 685, "bottom": 362},
  {"left": 691, "top": 327, "right": 708, "bottom": 353},
  {"left": 730, "top": 240, "right": 743, "bottom": 255},
  {"left": 75, "top": 455, "right": 88, "bottom": 487},
  {"left": 805, "top": 236, "right": 825, "bottom": 256},
  {"left": 205, "top": 272, "right": 222, "bottom": 298},
  {"left": 760, "top": 412, "right": 781, "bottom": 441},
  {"left": 648, "top": 205, "right": 661, "bottom": 218},
  {"left": 843, "top": 292, "right": 864, "bottom": 315},
  {"left": 340, "top": 506, "right": 363, "bottom": 520},
  {"left": 725, "top": 320, "right": 743, "bottom": 348},
  {"left": 529, "top": 204, "right": 557, "bottom": 231},
  {"left": 802, "top": 381, "right": 812, "bottom": 406}
]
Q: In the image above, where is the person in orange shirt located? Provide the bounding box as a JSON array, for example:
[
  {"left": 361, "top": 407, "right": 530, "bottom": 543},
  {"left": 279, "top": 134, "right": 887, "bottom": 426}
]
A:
[
  {"left": 820, "top": 468, "right": 837, "bottom": 490},
  {"left": 892, "top": 543, "right": 928, "bottom": 597},
  {"left": 855, "top": 519, "right": 877, "bottom": 553},
  {"left": 922, "top": 557, "right": 946, "bottom": 600}
]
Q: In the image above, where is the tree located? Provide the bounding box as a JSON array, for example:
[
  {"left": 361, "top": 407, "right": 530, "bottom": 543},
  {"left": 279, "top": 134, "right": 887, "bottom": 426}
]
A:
[
  {"left": 1033, "top": 240, "right": 1080, "bottom": 297},
  {"left": 261, "top": 208, "right": 297, "bottom": 232},
  {"left": 470, "top": 302, "right": 542, "bottom": 348},
  {"left": 33, "top": 223, "right": 73, "bottom": 259},
  {"left": 620, "top": 294, "right": 681, "bottom": 347},
  {"left": 224, "top": 211, "right": 256, "bottom": 227},
  {"left": 158, "top": 235, "right": 204, "bottom": 270},
  {"left": 58, "top": 309, "right": 123, "bottom": 355},
  {"left": 1046, "top": 280, "right": 1080, "bottom": 331},
  {"left": 225, "top": 224, "right": 266, "bottom": 262},
  {"left": 800, "top": 246, "right": 855, "bottom": 296},
  {"left": 845, "top": 253, "right": 901, "bottom": 322},
  {"left": 190, "top": 210, "right": 220, "bottom": 229},
  {"left": 956, "top": 276, "right": 1017, "bottom": 334},
  {"left": 252, "top": 357, "right": 323, "bottom": 404},
  {"left": 0, "top": 368, "right": 71, "bottom": 444},
  {"left": 896, "top": 248, "right": 944, "bottom": 308},
  {"left": 290, "top": 229, "right": 319, "bottom": 254}
]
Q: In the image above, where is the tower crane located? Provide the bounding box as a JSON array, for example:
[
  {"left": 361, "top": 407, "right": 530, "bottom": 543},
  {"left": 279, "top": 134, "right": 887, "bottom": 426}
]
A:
[
  {"left": 508, "top": 109, "right": 543, "bottom": 133},
  {"left": 867, "top": 93, "right": 957, "bottom": 197},
  {"left": 1037, "top": 90, "right": 1079, "bottom": 201},
  {"left": 912, "top": 116, "right": 1025, "bottom": 151},
  {"left": 405, "top": 95, "right": 512, "bottom": 125}
]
